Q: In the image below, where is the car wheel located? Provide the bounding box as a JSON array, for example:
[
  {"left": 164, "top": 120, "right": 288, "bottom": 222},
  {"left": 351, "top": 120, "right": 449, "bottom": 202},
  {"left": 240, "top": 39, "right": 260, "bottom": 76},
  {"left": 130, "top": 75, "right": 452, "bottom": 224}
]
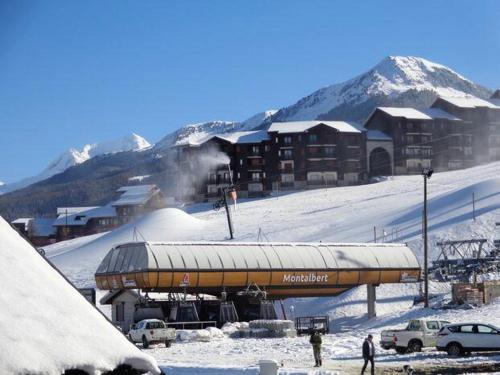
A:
[
  {"left": 395, "top": 347, "right": 407, "bottom": 354},
  {"left": 165, "top": 340, "right": 172, "bottom": 348},
  {"left": 447, "top": 343, "right": 462, "bottom": 357},
  {"left": 407, "top": 340, "right": 423, "bottom": 353},
  {"left": 142, "top": 335, "right": 149, "bottom": 349}
]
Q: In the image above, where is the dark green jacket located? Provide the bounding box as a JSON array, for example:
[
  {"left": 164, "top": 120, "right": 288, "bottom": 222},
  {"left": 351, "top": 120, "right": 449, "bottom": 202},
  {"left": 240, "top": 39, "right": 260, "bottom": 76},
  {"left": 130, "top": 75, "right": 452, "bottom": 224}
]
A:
[{"left": 309, "top": 332, "right": 322, "bottom": 346}]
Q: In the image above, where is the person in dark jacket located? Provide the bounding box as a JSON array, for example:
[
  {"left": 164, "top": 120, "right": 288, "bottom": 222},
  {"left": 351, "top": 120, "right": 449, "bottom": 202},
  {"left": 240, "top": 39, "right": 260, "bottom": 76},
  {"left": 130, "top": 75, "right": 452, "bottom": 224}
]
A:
[
  {"left": 309, "top": 330, "right": 322, "bottom": 367},
  {"left": 361, "top": 334, "right": 375, "bottom": 375}
]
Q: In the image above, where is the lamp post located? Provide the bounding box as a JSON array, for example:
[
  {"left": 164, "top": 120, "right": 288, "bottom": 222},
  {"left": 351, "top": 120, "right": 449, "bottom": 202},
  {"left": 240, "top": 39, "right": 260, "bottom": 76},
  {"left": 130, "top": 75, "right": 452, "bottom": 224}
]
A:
[{"left": 422, "top": 167, "right": 433, "bottom": 308}]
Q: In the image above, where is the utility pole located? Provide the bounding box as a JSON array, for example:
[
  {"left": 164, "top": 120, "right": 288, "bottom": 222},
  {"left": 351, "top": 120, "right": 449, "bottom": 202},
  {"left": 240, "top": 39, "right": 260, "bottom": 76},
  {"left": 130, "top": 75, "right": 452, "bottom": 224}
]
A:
[
  {"left": 422, "top": 168, "right": 433, "bottom": 308},
  {"left": 222, "top": 186, "right": 234, "bottom": 240},
  {"left": 472, "top": 192, "right": 476, "bottom": 221},
  {"left": 373, "top": 226, "right": 377, "bottom": 243}
]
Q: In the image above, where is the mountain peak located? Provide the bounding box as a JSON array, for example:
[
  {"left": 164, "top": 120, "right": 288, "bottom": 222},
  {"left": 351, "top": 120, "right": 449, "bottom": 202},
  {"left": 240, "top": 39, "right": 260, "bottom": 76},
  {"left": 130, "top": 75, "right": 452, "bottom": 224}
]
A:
[{"left": 0, "top": 133, "right": 151, "bottom": 194}]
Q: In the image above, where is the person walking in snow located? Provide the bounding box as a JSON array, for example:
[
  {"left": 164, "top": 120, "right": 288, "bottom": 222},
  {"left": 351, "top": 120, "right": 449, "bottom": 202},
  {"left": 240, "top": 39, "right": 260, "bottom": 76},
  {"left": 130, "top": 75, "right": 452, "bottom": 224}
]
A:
[
  {"left": 361, "top": 334, "right": 375, "bottom": 375},
  {"left": 309, "top": 330, "right": 322, "bottom": 367}
]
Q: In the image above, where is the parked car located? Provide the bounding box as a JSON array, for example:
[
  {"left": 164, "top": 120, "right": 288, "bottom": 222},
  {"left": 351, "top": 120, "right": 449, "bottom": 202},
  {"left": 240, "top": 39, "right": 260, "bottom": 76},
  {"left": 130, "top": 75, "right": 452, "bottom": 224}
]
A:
[
  {"left": 436, "top": 323, "right": 500, "bottom": 356},
  {"left": 128, "top": 319, "right": 176, "bottom": 349},
  {"left": 381, "top": 319, "right": 450, "bottom": 354}
]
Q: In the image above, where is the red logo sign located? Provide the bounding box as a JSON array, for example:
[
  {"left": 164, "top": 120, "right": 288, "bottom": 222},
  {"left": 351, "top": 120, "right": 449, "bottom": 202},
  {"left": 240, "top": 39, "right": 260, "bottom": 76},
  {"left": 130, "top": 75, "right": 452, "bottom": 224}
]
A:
[{"left": 181, "top": 273, "right": 190, "bottom": 286}]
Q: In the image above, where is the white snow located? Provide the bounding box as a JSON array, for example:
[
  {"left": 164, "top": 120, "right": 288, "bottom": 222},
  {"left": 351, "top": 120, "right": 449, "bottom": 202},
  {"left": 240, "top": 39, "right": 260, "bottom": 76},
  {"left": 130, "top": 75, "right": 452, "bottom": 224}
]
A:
[
  {"left": 376, "top": 107, "right": 461, "bottom": 121},
  {"left": 439, "top": 95, "right": 500, "bottom": 109},
  {"left": 0, "top": 133, "right": 151, "bottom": 194},
  {"left": 46, "top": 208, "right": 215, "bottom": 287},
  {"left": 43, "top": 161, "right": 500, "bottom": 373},
  {"left": 129, "top": 174, "right": 151, "bottom": 182},
  {"left": 0, "top": 217, "right": 160, "bottom": 375},
  {"left": 268, "top": 121, "right": 361, "bottom": 134},
  {"left": 275, "top": 56, "right": 488, "bottom": 122},
  {"left": 113, "top": 184, "right": 158, "bottom": 206}
]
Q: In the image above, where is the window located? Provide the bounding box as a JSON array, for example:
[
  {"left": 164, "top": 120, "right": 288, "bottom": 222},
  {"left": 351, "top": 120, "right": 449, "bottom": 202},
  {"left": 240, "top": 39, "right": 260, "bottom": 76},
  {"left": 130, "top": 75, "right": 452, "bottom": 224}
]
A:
[
  {"left": 116, "top": 302, "right": 124, "bottom": 322},
  {"left": 426, "top": 321, "right": 439, "bottom": 330},
  {"left": 408, "top": 321, "right": 422, "bottom": 331},
  {"left": 324, "top": 147, "right": 335, "bottom": 157},
  {"left": 251, "top": 146, "right": 260, "bottom": 154},
  {"left": 309, "top": 134, "right": 318, "bottom": 143},
  {"left": 307, "top": 172, "right": 323, "bottom": 182},
  {"left": 251, "top": 173, "right": 260, "bottom": 181},
  {"left": 459, "top": 325, "right": 474, "bottom": 333},
  {"left": 283, "top": 149, "right": 293, "bottom": 159},
  {"left": 477, "top": 325, "right": 497, "bottom": 334},
  {"left": 281, "top": 174, "right": 294, "bottom": 183},
  {"left": 265, "top": 145, "right": 271, "bottom": 152},
  {"left": 284, "top": 136, "right": 292, "bottom": 145},
  {"left": 344, "top": 173, "right": 358, "bottom": 182}
]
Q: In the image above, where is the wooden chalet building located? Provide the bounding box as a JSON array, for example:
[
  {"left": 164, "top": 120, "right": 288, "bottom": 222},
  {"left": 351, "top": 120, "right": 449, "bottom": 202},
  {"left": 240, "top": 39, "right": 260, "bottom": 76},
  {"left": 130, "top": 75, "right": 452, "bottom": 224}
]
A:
[
  {"left": 53, "top": 205, "right": 118, "bottom": 240},
  {"left": 112, "top": 184, "right": 166, "bottom": 225},
  {"left": 431, "top": 95, "right": 500, "bottom": 163},
  {"left": 267, "top": 121, "right": 367, "bottom": 189},
  {"left": 364, "top": 107, "right": 473, "bottom": 174},
  {"left": 11, "top": 217, "right": 57, "bottom": 246}
]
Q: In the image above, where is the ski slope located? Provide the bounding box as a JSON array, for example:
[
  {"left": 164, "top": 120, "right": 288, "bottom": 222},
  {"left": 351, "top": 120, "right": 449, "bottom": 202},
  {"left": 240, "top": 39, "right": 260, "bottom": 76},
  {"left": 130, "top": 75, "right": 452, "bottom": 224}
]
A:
[
  {"left": 43, "top": 161, "right": 500, "bottom": 373},
  {"left": 47, "top": 160, "right": 500, "bottom": 289}
]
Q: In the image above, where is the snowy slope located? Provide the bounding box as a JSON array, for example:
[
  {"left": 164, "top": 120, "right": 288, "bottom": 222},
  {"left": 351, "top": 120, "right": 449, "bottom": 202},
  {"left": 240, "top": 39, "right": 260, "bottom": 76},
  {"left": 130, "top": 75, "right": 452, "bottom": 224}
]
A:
[
  {"left": 270, "top": 56, "right": 491, "bottom": 123},
  {"left": 154, "top": 110, "right": 277, "bottom": 150},
  {"left": 47, "top": 208, "right": 216, "bottom": 287},
  {"left": 0, "top": 133, "right": 151, "bottom": 194},
  {"left": 47, "top": 161, "right": 500, "bottom": 288},
  {"left": 0, "top": 217, "right": 160, "bottom": 375},
  {"left": 44, "top": 161, "right": 500, "bottom": 372}
]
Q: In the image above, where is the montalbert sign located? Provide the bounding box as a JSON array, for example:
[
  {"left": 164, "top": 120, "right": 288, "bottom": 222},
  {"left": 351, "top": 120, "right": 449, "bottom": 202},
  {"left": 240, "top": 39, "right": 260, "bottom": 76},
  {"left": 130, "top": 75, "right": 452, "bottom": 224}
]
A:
[{"left": 283, "top": 273, "right": 328, "bottom": 283}]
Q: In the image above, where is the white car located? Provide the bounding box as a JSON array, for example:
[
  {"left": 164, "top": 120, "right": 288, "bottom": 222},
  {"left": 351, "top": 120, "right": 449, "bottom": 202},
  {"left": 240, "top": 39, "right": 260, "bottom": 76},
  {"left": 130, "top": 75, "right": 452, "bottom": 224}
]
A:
[
  {"left": 380, "top": 319, "right": 450, "bottom": 354},
  {"left": 128, "top": 319, "right": 176, "bottom": 349},
  {"left": 436, "top": 323, "right": 500, "bottom": 356}
]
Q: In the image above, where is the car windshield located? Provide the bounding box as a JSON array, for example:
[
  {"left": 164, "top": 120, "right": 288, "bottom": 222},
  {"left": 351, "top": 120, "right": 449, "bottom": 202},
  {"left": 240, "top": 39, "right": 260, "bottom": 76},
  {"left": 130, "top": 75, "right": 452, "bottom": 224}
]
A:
[{"left": 146, "top": 321, "right": 165, "bottom": 329}]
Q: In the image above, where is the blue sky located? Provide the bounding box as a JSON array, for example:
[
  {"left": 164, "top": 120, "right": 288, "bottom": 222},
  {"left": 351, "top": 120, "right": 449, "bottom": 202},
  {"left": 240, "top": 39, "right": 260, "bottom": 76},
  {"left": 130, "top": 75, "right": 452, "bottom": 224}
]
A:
[{"left": 1, "top": 0, "right": 499, "bottom": 182}]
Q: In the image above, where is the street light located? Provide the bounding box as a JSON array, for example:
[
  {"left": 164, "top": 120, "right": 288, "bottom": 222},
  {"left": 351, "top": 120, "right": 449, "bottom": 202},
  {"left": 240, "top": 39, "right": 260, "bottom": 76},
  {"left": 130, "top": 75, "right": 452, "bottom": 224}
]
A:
[{"left": 422, "top": 167, "right": 433, "bottom": 308}]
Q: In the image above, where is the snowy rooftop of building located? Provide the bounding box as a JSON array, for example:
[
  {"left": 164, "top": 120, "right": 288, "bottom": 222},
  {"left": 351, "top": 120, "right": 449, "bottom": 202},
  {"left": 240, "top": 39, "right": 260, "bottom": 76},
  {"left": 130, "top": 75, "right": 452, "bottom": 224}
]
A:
[
  {"left": 53, "top": 204, "right": 116, "bottom": 226},
  {"left": 268, "top": 121, "right": 362, "bottom": 134},
  {"left": 112, "top": 184, "right": 159, "bottom": 206},
  {"left": 0, "top": 217, "right": 159, "bottom": 374},
  {"left": 437, "top": 95, "right": 500, "bottom": 109},
  {"left": 209, "top": 130, "right": 270, "bottom": 144},
  {"left": 366, "top": 130, "right": 392, "bottom": 141},
  {"left": 11, "top": 217, "right": 32, "bottom": 230},
  {"left": 377, "top": 107, "right": 461, "bottom": 120},
  {"left": 57, "top": 207, "right": 99, "bottom": 215}
]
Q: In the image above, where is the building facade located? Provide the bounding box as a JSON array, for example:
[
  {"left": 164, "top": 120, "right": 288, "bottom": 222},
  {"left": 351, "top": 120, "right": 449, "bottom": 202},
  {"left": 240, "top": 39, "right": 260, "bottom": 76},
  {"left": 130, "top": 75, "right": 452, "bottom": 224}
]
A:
[
  {"left": 431, "top": 95, "right": 500, "bottom": 163},
  {"left": 176, "top": 121, "right": 367, "bottom": 201},
  {"left": 364, "top": 107, "right": 474, "bottom": 174}
]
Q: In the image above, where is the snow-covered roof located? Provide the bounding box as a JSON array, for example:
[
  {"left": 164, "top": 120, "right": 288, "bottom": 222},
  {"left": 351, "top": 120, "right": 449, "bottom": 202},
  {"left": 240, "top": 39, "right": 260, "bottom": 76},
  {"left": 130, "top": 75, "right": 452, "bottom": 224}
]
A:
[
  {"left": 0, "top": 217, "right": 159, "bottom": 375},
  {"left": 112, "top": 184, "right": 160, "bottom": 207},
  {"left": 377, "top": 107, "right": 461, "bottom": 121},
  {"left": 100, "top": 289, "right": 139, "bottom": 305},
  {"left": 11, "top": 217, "right": 32, "bottom": 230},
  {"left": 268, "top": 121, "right": 362, "bottom": 134},
  {"left": 437, "top": 95, "right": 500, "bottom": 109},
  {"left": 57, "top": 207, "right": 99, "bottom": 215},
  {"left": 208, "top": 130, "right": 270, "bottom": 144},
  {"left": 367, "top": 130, "right": 392, "bottom": 141},
  {"left": 53, "top": 204, "right": 116, "bottom": 227},
  {"left": 32, "top": 218, "right": 57, "bottom": 237}
]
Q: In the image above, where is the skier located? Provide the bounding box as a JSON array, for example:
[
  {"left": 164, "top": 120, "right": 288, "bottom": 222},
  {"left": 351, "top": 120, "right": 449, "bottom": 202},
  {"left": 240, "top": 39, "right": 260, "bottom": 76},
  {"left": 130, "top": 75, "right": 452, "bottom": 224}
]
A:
[{"left": 309, "top": 330, "right": 322, "bottom": 367}]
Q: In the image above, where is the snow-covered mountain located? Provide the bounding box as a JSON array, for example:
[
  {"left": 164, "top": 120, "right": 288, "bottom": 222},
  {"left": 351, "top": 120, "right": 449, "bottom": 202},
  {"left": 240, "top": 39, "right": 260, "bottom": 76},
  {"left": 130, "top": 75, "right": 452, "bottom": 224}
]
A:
[
  {"left": 154, "top": 110, "right": 278, "bottom": 150},
  {"left": 0, "top": 133, "right": 150, "bottom": 194},
  {"left": 269, "top": 56, "right": 491, "bottom": 124}
]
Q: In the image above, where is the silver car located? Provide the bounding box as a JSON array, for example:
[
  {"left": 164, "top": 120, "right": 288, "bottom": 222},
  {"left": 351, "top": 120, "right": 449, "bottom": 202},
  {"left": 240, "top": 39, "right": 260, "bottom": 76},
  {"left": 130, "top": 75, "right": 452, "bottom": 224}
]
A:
[{"left": 436, "top": 323, "right": 500, "bottom": 356}]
